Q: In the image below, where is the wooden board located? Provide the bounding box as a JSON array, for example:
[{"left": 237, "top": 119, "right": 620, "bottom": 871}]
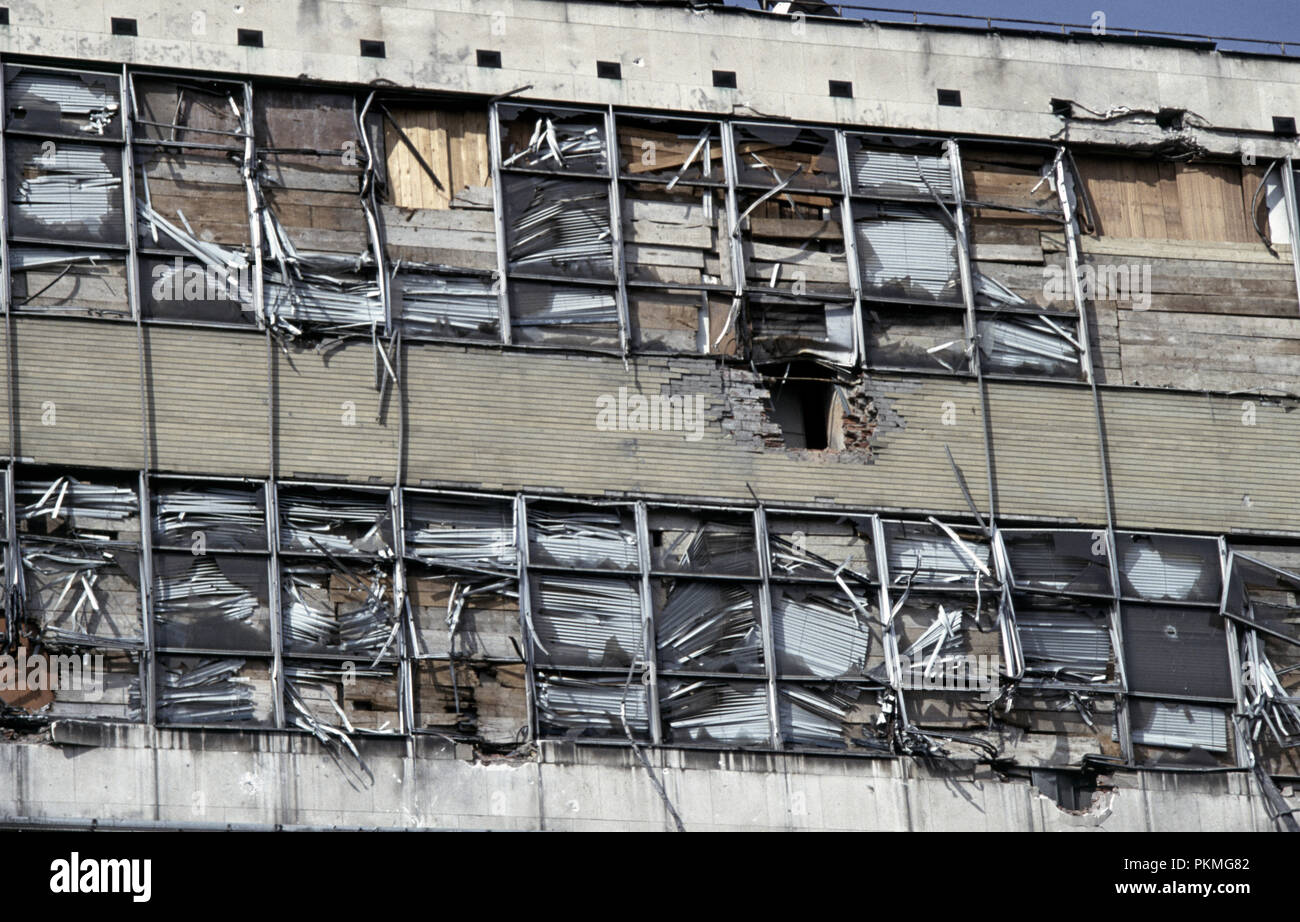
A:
[{"left": 384, "top": 108, "right": 490, "bottom": 211}]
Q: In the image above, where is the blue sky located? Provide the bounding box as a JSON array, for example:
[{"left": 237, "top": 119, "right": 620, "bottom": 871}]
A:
[{"left": 729, "top": 1, "right": 1300, "bottom": 51}]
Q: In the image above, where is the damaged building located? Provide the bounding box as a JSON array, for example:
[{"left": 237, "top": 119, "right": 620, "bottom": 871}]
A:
[{"left": 0, "top": 0, "right": 1298, "bottom": 831}]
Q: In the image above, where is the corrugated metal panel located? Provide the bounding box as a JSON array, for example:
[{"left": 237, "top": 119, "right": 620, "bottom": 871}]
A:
[
  {"left": 1101, "top": 388, "right": 1300, "bottom": 534},
  {"left": 144, "top": 325, "right": 269, "bottom": 476},
  {"left": 401, "top": 346, "right": 986, "bottom": 513},
  {"left": 12, "top": 317, "right": 142, "bottom": 468},
  {"left": 1130, "top": 699, "right": 1228, "bottom": 752},
  {"left": 274, "top": 339, "right": 398, "bottom": 482},
  {"left": 849, "top": 147, "right": 953, "bottom": 198},
  {"left": 1121, "top": 605, "right": 1232, "bottom": 698},
  {"left": 984, "top": 382, "right": 1108, "bottom": 524},
  {"left": 854, "top": 204, "right": 961, "bottom": 302}
]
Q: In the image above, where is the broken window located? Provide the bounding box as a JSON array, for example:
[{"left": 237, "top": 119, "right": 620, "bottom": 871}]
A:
[
  {"left": 655, "top": 579, "right": 764, "bottom": 674},
  {"left": 499, "top": 105, "right": 608, "bottom": 176},
  {"left": 530, "top": 574, "right": 644, "bottom": 668},
  {"left": 395, "top": 270, "right": 498, "bottom": 341},
  {"left": 770, "top": 583, "right": 878, "bottom": 678},
  {"left": 1013, "top": 594, "right": 1113, "bottom": 682},
  {"left": 152, "top": 481, "right": 268, "bottom": 552},
  {"left": 414, "top": 660, "right": 528, "bottom": 743},
  {"left": 767, "top": 513, "right": 875, "bottom": 582},
  {"left": 847, "top": 134, "right": 954, "bottom": 202},
  {"left": 1129, "top": 699, "right": 1233, "bottom": 767},
  {"left": 405, "top": 492, "right": 526, "bottom": 743},
  {"left": 777, "top": 683, "right": 883, "bottom": 750},
  {"left": 1223, "top": 552, "right": 1300, "bottom": 773},
  {"left": 130, "top": 74, "right": 258, "bottom": 327},
  {"left": 5, "top": 66, "right": 129, "bottom": 318},
  {"left": 883, "top": 519, "right": 991, "bottom": 589},
  {"left": 252, "top": 88, "right": 388, "bottom": 337},
  {"left": 648, "top": 509, "right": 758, "bottom": 577},
  {"left": 286, "top": 660, "right": 401, "bottom": 734},
  {"left": 1121, "top": 605, "right": 1232, "bottom": 699},
  {"left": 731, "top": 125, "right": 852, "bottom": 365},
  {"left": 629, "top": 288, "right": 734, "bottom": 354},
  {"left": 527, "top": 501, "right": 638, "bottom": 571},
  {"left": 278, "top": 485, "right": 394, "bottom": 558},
  {"left": 1116, "top": 532, "right": 1221, "bottom": 603},
  {"left": 17, "top": 473, "right": 143, "bottom": 650},
  {"left": 373, "top": 101, "right": 500, "bottom": 343},
  {"left": 155, "top": 655, "right": 274, "bottom": 726},
  {"left": 1001, "top": 529, "right": 1112, "bottom": 597},
  {"left": 495, "top": 104, "right": 622, "bottom": 351},
  {"left": 537, "top": 672, "right": 651, "bottom": 740},
  {"left": 153, "top": 553, "right": 271, "bottom": 652},
  {"left": 617, "top": 117, "right": 732, "bottom": 356},
  {"left": 864, "top": 303, "right": 969, "bottom": 373},
  {"left": 732, "top": 124, "right": 839, "bottom": 192},
  {"left": 659, "top": 677, "right": 770, "bottom": 746}
]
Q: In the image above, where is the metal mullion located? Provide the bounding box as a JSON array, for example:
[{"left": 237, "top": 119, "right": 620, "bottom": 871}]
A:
[
  {"left": 718, "top": 121, "right": 747, "bottom": 357},
  {"left": 266, "top": 479, "right": 285, "bottom": 728},
  {"left": 1284, "top": 159, "right": 1300, "bottom": 317},
  {"left": 3, "top": 464, "right": 17, "bottom": 651},
  {"left": 633, "top": 501, "right": 662, "bottom": 744},
  {"left": 1050, "top": 143, "right": 1130, "bottom": 761},
  {"left": 391, "top": 484, "right": 413, "bottom": 735},
  {"left": 514, "top": 494, "right": 538, "bottom": 741},
  {"left": 753, "top": 505, "right": 781, "bottom": 749},
  {"left": 834, "top": 129, "right": 866, "bottom": 366},
  {"left": 606, "top": 108, "right": 630, "bottom": 357},
  {"left": 871, "top": 514, "right": 906, "bottom": 724},
  {"left": 1218, "top": 537, "right": 1249, "bottom": 767},
  {"left": 0, "top": 65, "right": 15, "bottom": 464},
  {"left": 1055, "top": 149, "right": 1096, "bottom": 384},
  {"left": 136, "top": 471, "right": 157, "bottom": 725},
  {"left": 488, "top": 104, "right": 512, "bottom": 345}
]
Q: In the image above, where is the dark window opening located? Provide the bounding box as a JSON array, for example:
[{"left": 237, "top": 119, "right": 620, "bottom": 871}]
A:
[
  {"left": 238, "top": 29, "right": 263, "bottom": 48},
  {"left": 712, "top": 70, "right": 737, "bottom": 89},
  {"left": 477, "top": 49, "right": 502, "bottom": 68},
  {"left": 0, "top": 8, "right": 9, "bottom": 26},
  {"left": 763, "top": 362, "right": 835, "bottom": 451},
  {"left": 1031, "top": 769, "right": 1098, "bottom": 812},
  {"left": 1155, "top": 107, "right": 1186, "bottom": 130},
  {"left": 828, "top": 80, "right": 853, "bottom": 99},
  {"left": 110, "top": 17, "right": 137, "bottom": 36},
  {"left": 937, "top": 88, "right": 961, "bottom": 107},
  {"left": 1050, "top": 98, "right": 1073, "bottom": 117},
  {"left": 597, "top": 60, "right": 621, "bottom": 80},
  {"left": 1273, "top": 116, "right": 1297, "bottom": 138},
  {"left": 360, "top": 39, "right": 386, "bottom": 58}
]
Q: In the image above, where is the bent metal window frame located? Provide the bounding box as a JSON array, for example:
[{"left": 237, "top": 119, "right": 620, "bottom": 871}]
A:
[{"left": 0, "top": 458, "right": 1262, "bottom": 770}]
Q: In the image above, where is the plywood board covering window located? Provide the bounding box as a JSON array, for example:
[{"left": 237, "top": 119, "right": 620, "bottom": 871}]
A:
[
  {"left": 384, "top": 108, "right": 490, "bottom": 210},
  {"left": 1075, "top": 156, "right": 1269, "bottom": 244}
]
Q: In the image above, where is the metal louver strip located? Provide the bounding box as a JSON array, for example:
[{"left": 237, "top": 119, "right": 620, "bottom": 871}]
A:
[
  {"left": 1131, "top": 700, "right": 1228, "bottom": 752},
  {"left": 855, "top": 205, "right": 960, "bottom": 300},
  {"left": 850, "top": 148, "right": 953, "bottom": 198}
]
